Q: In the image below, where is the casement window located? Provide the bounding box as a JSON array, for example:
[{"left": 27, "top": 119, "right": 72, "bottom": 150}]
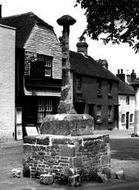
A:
[
  {"left": 31, "top": 54, "right": 52, "bottom": 78},
  {"left": 96, "top": 105, "right": 102, "bottom": 122},
  {"left": 75, "top": 77, "right": 82, "bottom": 92},
  {"left": 108, "top": 82, "right": 112, "bottom": 95},
  {"left": 121, "top": 114, "right": 125, "bottom": 123},
  {"left": 97, "top": 80, "right": 102, "bottom": 95},
  {"left": 126, "top": 96, "right": 130, "bottom": 105},
  {"left": 37, "top": 99, "right": 52, "bottom": 124},
  {"left": 108, "top": 105, "right": 113, "bottom": 121},
  {"left": 130, "top": 114, "right": 133, "bottom": 123},
  {"left": 44, "top": 56, "right": 52, "bottom": 77}
]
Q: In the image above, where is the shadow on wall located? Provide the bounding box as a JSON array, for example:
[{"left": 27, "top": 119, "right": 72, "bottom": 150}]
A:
[{"left": 110, "top": 138, "right": 139, "bottom": 161}]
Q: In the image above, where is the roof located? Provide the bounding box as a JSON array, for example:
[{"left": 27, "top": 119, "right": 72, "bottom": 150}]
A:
[
  {"left": 118, "top": 78, "right": 135, "bottom": 95},
  {"left": 69, "top": 51, "right": 119, "bottom": 81},
  {"left": 0, "top": 12, "right": 53, "bottom": 48}
]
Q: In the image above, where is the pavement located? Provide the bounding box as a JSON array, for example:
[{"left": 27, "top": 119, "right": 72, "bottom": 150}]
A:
[{"left": 0, "top": 128, "right": 139, "bottom": 189}]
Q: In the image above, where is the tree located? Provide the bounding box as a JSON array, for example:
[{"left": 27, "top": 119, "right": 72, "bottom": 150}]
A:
[{"left": 75, "top": 0, "right": 139, "bottom": 52}]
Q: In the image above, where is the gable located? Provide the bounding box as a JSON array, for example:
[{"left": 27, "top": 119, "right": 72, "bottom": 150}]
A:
[{"left": 24, "top": 24, "right": 62, "bottom": 79}]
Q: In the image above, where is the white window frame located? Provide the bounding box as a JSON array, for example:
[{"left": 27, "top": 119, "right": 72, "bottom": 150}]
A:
[{"left": 37, "top": 99, "right": 52, "bottom": 124}]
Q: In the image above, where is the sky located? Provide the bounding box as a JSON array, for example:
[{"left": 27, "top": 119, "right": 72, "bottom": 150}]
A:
[{"left": 1, "top": 0, "right": 139, "bottom": 77}]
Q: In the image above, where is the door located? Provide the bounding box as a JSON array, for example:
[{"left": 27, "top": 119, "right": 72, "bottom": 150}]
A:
[{"left": 126, "top": 112, "right": 129, "bottom": 129}]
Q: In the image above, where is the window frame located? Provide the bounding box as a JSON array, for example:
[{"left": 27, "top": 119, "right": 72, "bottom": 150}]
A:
[
  {"left": 75, "top": 76, "right": 82, "bottom": 93},
  {"left": 96, "top": 105, "right": 102, "bottom": 123},
  {"left": 37, "top": 98, "right": 53, "bottom": 124},
  {"left": 130, "top": 114, "right": 134, "bottom": 123},
  {"left": 97, "top": 80, "right": 102, "bottom": 95},
  {"left": 121, "top": 114, "right": 125, "bottom": 123},
  {"left": 108, "top": 105, "right": 113, "bottom": 122}
]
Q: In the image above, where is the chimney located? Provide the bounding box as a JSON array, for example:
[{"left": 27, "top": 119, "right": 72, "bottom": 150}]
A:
[
  {"left": 116, "top": 69, "right": 125, "bottom": 82},
  {"left": 76, "top": 36, "right": 88, "bottom": 55},
  {"left": 97, "top": 59, "right": 108, "bottom": 69},
  {"left": 0, "top": 5, "right": 2, "bottom": 18},
  {"left": 131, "top": 69, "right": 136, "bottom": 83}
]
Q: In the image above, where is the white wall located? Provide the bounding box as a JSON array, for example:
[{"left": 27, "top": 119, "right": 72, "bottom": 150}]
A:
[
  {"left": 118, "top": 95, "right": 135, "bottom": 130},
  {"left": 0, "top": 24, "right": 15, "bottom": 140}
]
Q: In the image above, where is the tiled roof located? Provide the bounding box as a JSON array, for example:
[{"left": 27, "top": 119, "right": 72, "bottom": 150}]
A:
[
  {"left": 0, "top": 12, "right": 53, "bottom": 48},
  {"left": 118, "top": 79, "right": 135, "bottom": 95},
  {"left": 69, "top": 51, "right": 119, "bottom": 81}
]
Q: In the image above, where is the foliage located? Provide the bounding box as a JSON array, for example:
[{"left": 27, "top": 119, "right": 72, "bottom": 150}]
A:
[{"left": 75, "top": 0, "right": 139, "bottom": 52}]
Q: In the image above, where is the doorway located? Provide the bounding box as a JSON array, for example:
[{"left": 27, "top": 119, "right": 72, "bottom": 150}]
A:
[{"left": 126, "top": 112, "right": 129, "bottom": 129}]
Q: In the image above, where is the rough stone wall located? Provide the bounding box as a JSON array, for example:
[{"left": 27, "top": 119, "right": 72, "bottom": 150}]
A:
[
  {"left": 0, "top": 24, "right": 15, "bottom": 140},
  {"left": 23, "top": 134, "right": 110, "bottom": 180},
  {"left": 24, "top": 24, "right": 62, "bottom": 79}
]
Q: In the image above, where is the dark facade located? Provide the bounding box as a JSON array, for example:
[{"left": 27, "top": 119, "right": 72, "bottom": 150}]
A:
[
  {"left": 70, "top": 50, "right": 119, "bottom": 130},
  {"left": 0, "top": 12, "right": 62, "bottom": 137}
]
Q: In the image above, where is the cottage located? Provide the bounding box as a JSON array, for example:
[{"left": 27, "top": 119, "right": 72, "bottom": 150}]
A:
[
  {"left": 0, "top": 11, "right": 62, "bottom": 138},
  {"left": 68, "top": 39, "right": 119, "bottom": 130}
]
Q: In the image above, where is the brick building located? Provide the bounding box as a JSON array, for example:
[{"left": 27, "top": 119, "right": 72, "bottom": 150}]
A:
[
  {"left": 68, "top": 39, "right": 119, "bottom": 130},
  {"left": 0, "top": 23, "right": 15, "bottom": 139},
  {"left": 116, "top": 70, "right": 135, "bottom": 130},
  {"left": 0, "top": 12, "right": 62, "bottom": 138}
]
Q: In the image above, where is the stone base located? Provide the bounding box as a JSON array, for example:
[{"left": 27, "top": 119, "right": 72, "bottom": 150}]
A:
[
  {"left": 23, "top": 134, "right": 111, "bottom": 181},
  {"left": 40, "top": 114, "right": 94, "bottom": 136}
]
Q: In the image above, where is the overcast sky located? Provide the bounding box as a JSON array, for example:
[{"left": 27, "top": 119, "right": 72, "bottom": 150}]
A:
[{"left": 1, "top": 0, "right": 139, "bottom": 77}]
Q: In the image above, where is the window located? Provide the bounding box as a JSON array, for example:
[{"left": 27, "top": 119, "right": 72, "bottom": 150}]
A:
[
  {"left": 126, "top": 96, "right": 130, "bottom": 105},
  {"left": 97, "top": 80, "right": 102, "bottom": 95},
  {"left": 130, "top": 114, "right": 133, "bottom": 122},
  {"left": 121, "top": 114, "right": 125, "bottom": 123},
  {"left": 96, "top": 105, "right": 102, "bottom": 122},
  {"left": 37, "top": 99, "right": 52, "bottom": 124},
  {"left": 108, "top": 82, "right": 112, "bottom": 95},
  {"left": 44, "top": 56, "right": 52, "bottom": 77},
  {"left": 108, "top": 106, "right": 113, "bottom": 121},
  {"left": 76, "top": 77, "right": 82, "bottom": 92},
  {"left": 31, "top": 54, "right": 52, "bottom": 78}
]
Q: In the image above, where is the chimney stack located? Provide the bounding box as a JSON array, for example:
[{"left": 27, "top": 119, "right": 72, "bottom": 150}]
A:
[
  {"left": 116, "top": 69, "right": 125, "bottom": 82},
  {"left": 76, "top": 36, "right": 88, "bottom": 55},
  {"left": 0, "top": 5, "right": 2, "bottom": 18},
  {"left": 131, "top": 69, "right": 136, "bottom": 83}
]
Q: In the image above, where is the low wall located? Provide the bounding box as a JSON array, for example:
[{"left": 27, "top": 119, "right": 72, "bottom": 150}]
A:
[{"left": 23, "top": 134, "right": 110, "bottom": 181}]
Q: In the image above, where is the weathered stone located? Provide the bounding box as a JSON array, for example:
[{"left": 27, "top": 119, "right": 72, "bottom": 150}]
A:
[
  {"left": 40, "top": 114, "right": 94, "bottom": 136},
  {"left": 40, "top": 173, "right": 54, "bottom": 185},
  {"left": 11, "top": 168, "right": 22, "bottom": 178},
  {"left": 24, "top": 136, "right": 37, "bottom": 144},
  {"left": 23, "top": 134, "right": 110, "bottom": 182}
]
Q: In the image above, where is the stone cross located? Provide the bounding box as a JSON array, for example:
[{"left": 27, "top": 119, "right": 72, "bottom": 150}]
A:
[{"left": 57, "top": 15, "right": 76, "bottom": 114}]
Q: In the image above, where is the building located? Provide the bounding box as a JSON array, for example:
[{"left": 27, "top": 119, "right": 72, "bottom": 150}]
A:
[
  {"left": 116, "top": 70, "right": 135, "bottom": 130},
  {"left": 69, "top": 39, "right": 119, "bottom": 130},
  {"left": 0, "top": 11, "right": 62, "bottom": 138},
  {"left": 131, "top": 78, "right": 139, "bottom": 135},
  {"left": 0, "top": 23, "right": 15, "bottom": 139}
]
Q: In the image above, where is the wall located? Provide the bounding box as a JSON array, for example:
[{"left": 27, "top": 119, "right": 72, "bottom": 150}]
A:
[
  {"left": 73, "top": 75, "right": 118, "bottom": 130},
  {"left": 23, "top": 134, "right": 110, "bottom": 180},
  {"left": 118, "top": 95, "right": 135, "bottom": 130},
  {"left": 24, "top": 24, "right": 62, "bottom": 79},
  {"left": 0, "top": 24, "right": 15, "bottom": 140}
]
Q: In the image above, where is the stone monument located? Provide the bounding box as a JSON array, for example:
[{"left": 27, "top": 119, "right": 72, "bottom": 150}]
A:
[{"left": 23, "top": 15, "right": 111, "bottom": 184}]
